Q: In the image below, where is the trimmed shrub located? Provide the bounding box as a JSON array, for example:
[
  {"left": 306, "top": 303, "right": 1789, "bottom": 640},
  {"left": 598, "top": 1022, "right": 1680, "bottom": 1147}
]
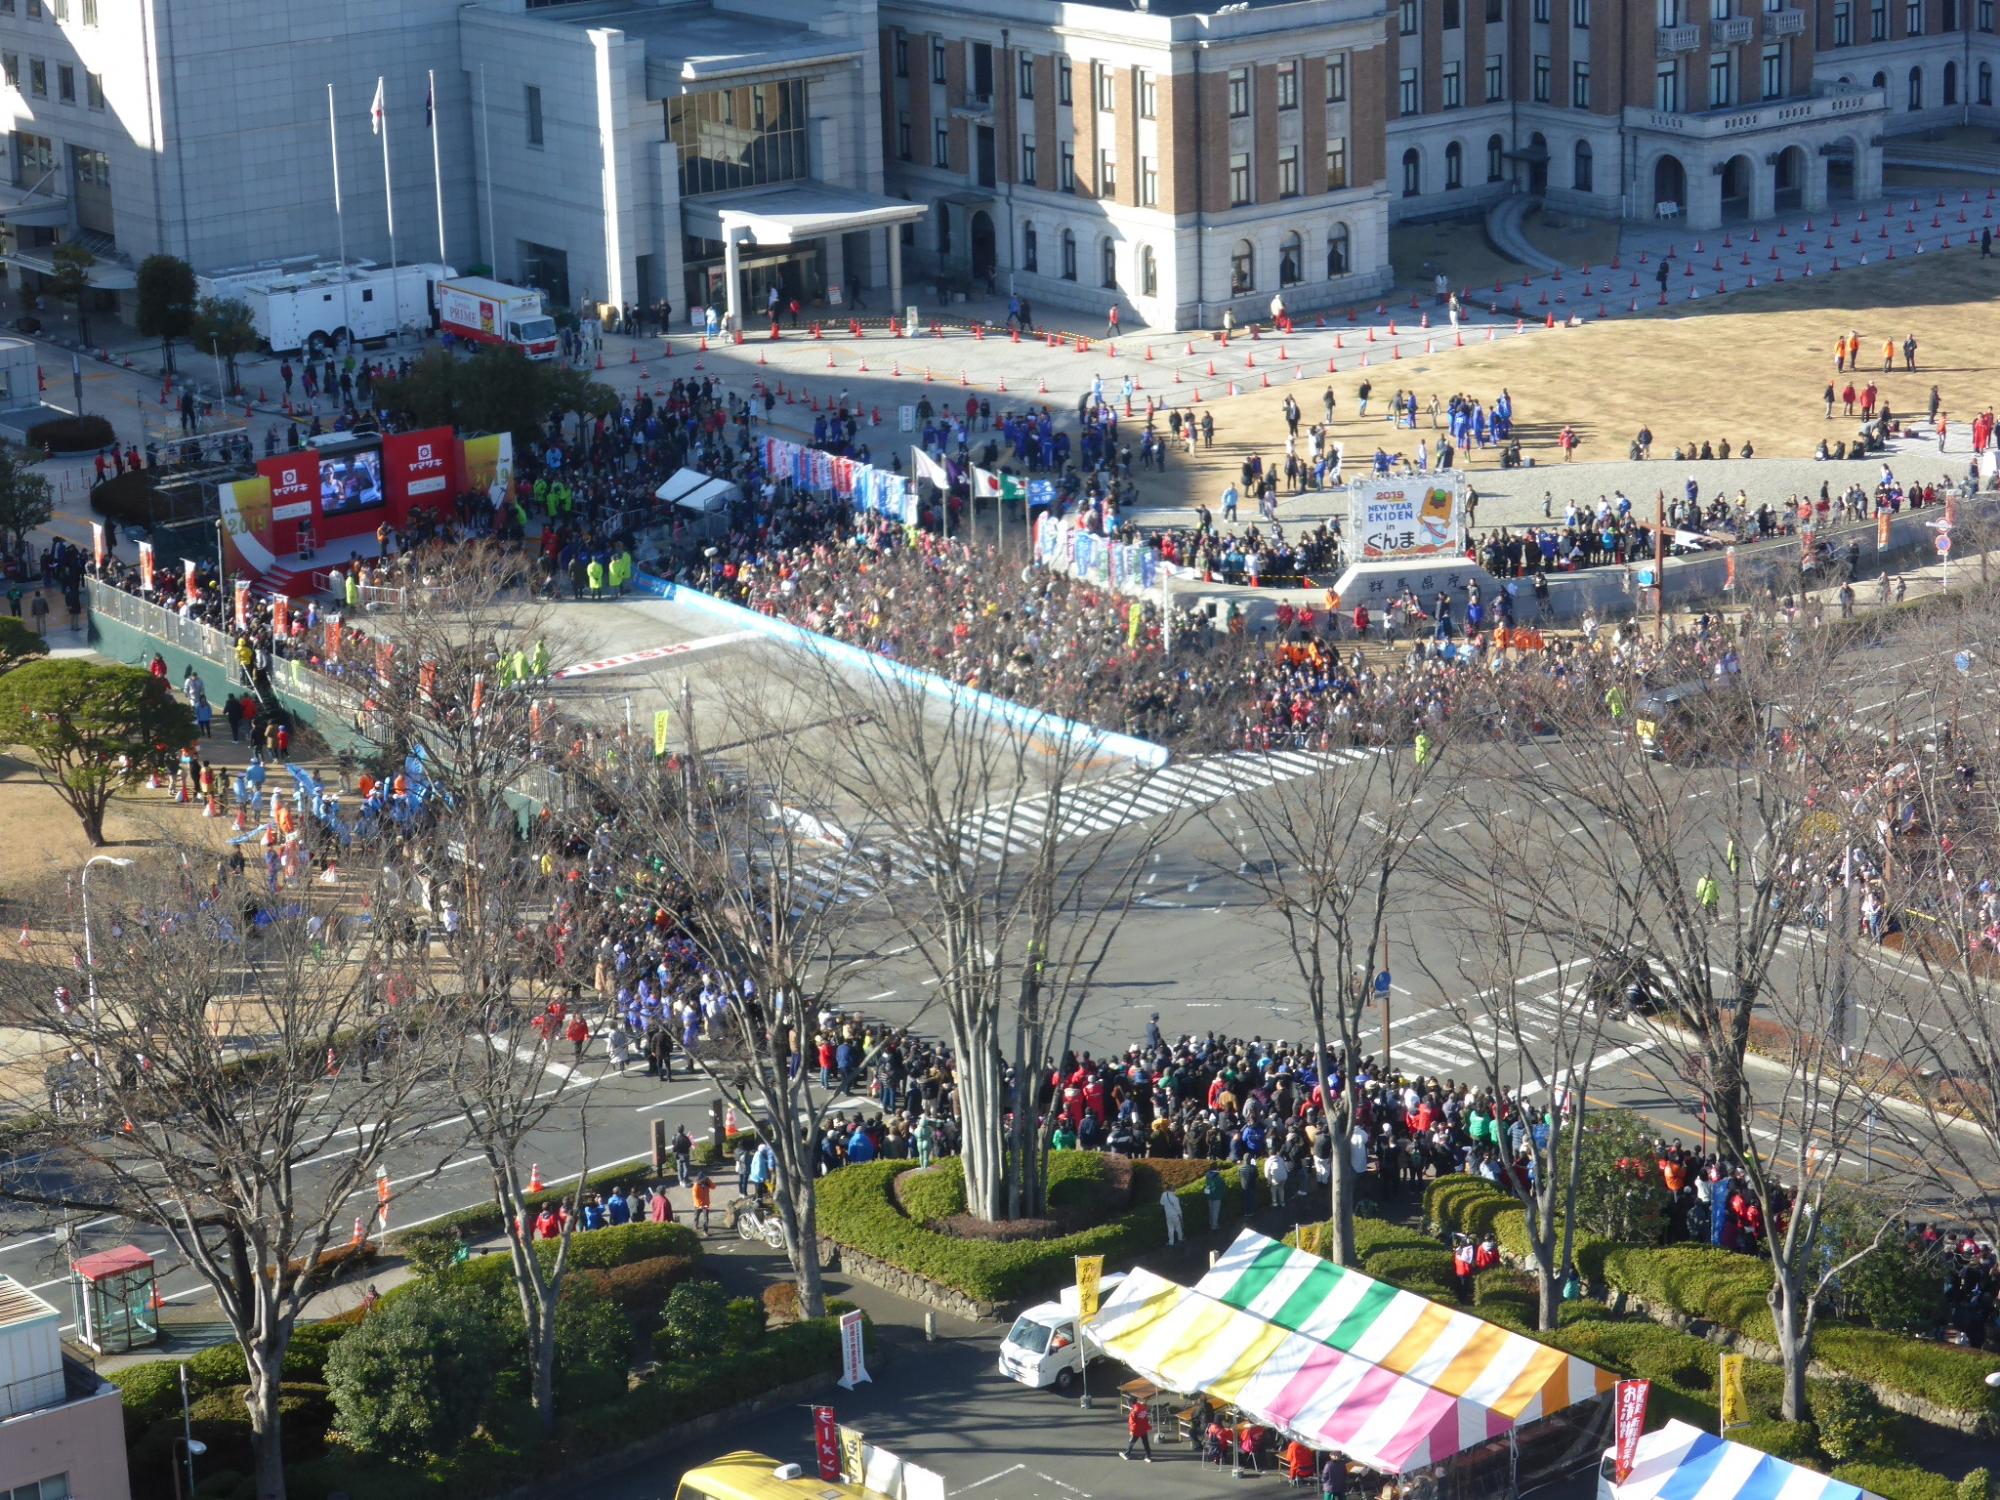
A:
[
  {"left": 562, "top": 1220, "right": 701, "bottom": 1269},
  {"left": 552, "top": 1288, "right": 633, "bottom": 1408},
  {"left": 1811, "top": 1379, "right": 1895, "bottom": 1464},
  {"left": 1831, "top": 1461, "right": 1964, "bottom": 1500},
  {"left": 577, "top": 1255, "right": 707, "bottom": 1324},
  {"left": 762, "top": 1281, "right": 802, "bottom": 1325},
  {"left": 29, "top": 414, "right": 115, "bottom": 453},
  {"left": 724, "top": 1296, "right": 767, "bottom": 1350},
  {"left": 1600, "top": 1244, "right": 1778, "bottom": 1340},
  {"left": 1732, "top": 1419, "right": 1822, "bottom": 1466},
  {"left": 655, "top": 1281, "right": 729, "bottom": 1363},
  {"left": 1811, "top": 1325, "right": 2000, "bottom": 1417},
  {"left": 1473, "top": 1270, "right": 1538, "bottom": 1328},
  {"left": 108, "top": 1360, "right": 185, "bottom": 1434},
  {"left": 896, "top": 1163, "right": 968, "bottom": 1224},
  {"left": 1959, "top": 1468, "right": 1993, "bottom": 1500},
  {"left": 322, "top": 1285, "right": 507, "bottom": 1463}
]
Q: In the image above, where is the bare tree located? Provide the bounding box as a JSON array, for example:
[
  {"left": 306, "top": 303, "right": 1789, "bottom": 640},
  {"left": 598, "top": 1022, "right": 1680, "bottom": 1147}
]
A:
[
  {"left": 1214, "top": 724, "right": 1461, "bottom": 1267},
  {"left": 0, "top": 851, "right": 447, "bottom": 1500}
]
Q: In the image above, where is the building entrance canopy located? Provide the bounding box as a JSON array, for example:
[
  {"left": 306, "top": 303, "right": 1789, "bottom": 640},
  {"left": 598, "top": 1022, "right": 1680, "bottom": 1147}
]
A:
[{"left": 684, "top": 181, "right": 926, "bottom": 329}]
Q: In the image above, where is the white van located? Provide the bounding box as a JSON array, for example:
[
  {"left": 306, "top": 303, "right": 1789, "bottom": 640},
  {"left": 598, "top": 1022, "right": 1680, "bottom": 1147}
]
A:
[{"left": 997, "top": 1274, "right": 1127, "bottom": 1392}]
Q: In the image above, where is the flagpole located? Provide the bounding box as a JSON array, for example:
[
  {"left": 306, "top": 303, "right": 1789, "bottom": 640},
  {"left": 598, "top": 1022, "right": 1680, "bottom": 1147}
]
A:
[
  {"left": 328, "top": 85, "right": 352, "bottom": 352},
  {"left": 428, "top": 69, "right": 447, "bottom": 267},
  {"left": 378, "top": 78, "right": 401, "bottom": 342},
  {"left": 479, "top": 64, "right": 498, "bottom": 274}
]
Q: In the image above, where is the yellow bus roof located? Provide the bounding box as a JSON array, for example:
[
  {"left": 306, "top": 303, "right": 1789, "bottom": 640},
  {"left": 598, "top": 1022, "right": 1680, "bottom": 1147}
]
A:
[{"left": 679, "top": 1452, "right": 894, "bottom": 1500}]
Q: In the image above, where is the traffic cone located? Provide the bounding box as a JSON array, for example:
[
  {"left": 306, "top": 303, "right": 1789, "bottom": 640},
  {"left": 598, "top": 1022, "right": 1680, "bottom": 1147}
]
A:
[
  {"left": 826, "top": 351, "right": 835, "bottom": 368},
  {"left": 530, "top": 1162, "right": 544, "bottom": 1191},
  {"left": 1145, "top": 345, "right": 1154, "bottom": 361},
  {"left": 595, "top": 350, "right": 605, "bottom": 370},
  {"left": 1038, "top": 375, "right": 1049, "bottom": 393},
  {"left": 351, "top": 1216, "right": 365, "bottom": 1248},
  {"left": 1107, "top": 342, "right": 1118, "bottom": 357},
  {"left": 758, "top": 349, "right": 768, "bottom": 366},
  {"left": 959, "top": 369, "right": 969, "bottom": 386},
  {"left": 997, "top": 374, "right": 1007, "bottom": 392},
  {"left": 1425, "top": 338, "right": 1434, "bottom": 353},
  {"left": 1245, "top": 352, "right": 1255, "bottom": 368},
  {"left": 1278, "top": 345, "right": 1289, "bottom": 361},
  {"left": 726, "top": 1106, "right": 740, "bottom": 1139}
]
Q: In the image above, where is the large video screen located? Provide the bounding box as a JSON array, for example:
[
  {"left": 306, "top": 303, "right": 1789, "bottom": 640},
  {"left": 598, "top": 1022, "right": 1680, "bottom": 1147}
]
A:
[{"left": 320, "top": 450, "right": 385, "bottom": 516}]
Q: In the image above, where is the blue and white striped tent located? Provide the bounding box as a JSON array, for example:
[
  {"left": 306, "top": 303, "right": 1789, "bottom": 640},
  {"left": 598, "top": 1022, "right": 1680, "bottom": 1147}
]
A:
[{"left": 1613, "top": 1421, "right": 1882, "bottom": 1500}]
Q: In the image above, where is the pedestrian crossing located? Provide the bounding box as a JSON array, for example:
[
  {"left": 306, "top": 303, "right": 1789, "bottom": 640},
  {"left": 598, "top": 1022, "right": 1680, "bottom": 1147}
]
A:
[
  {"left": 790, "top": 746, "right": 1374, "bottom": 908},
  {"left": 1387, "top": 985, "right": 1587, "bottom": 1076}
]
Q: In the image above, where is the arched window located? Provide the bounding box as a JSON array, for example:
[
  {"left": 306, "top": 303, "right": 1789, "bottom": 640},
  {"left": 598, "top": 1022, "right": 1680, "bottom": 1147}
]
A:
[
  {"left": 1444, "top": 142, "right": 1463, "bottom": 190},
  {"left": 1487, "top": 133, "right": 1506, "bottom": 182},
  {"left": 1872, "top": 70, "right": 1886, "bottom": 89},
  {"left": 1980, "top": 61, "right": 1993, "bottom": 106},
  {"left": 1140, "top": 245, "right": 1158, "bottom": 296},
  {"left": 1230, "top": 239, "right": 1255, "bottom": 294},
  {"left": 1944, "top": 60, "right": 1958, "bottom": 105},
  {"left": 1574, "top": 141, "right": 1594, "bottom": 192},
  {"left": 1101, "top": 237, "right": 1118, "bottom": 290},
  {"left": 1022, "top": 222, "right": 1038, "bottom": 274},
  {"left": 1401, "top": 147, "right": 1421, "bottom": 197},
  {"left": 1908, "top": 66, "right": 1923, "bottom": 111},
  {"left": 1279, "top": 231, "right": 1303, "bottom": 287},
  {"left": 1327, "top": 223, "right": 1350, "bottom": 277},
  {"left": 1060, "top": 228, "right": 1077, "bottom": 281}
]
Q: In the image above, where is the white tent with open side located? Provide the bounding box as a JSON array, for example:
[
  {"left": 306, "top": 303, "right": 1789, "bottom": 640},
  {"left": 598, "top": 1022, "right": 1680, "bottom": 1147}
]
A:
[{"left": 654, "top": 467, "right": 740, "bottom": 516}]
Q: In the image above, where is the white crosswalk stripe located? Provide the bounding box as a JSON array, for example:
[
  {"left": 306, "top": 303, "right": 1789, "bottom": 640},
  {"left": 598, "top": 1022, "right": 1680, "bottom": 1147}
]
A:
[{"left": 791, "top": 748, "right": 1376, "bottom": 905}]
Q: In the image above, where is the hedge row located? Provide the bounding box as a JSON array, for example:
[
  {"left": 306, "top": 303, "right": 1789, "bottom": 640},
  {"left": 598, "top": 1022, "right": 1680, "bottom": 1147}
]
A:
[
  {"left": 816, "top": 1154, "right": 1241, "bottom": 1304},
  {"left": 1420, "top": 1177, "right": 2000, "bottom": 1418},
  {"left": 390, "top": 1155, "right": 733, "bottom": 1243}
]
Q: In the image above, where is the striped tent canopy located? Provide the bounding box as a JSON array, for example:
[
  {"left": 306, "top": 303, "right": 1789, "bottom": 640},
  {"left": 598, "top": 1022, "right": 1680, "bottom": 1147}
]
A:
[
  {"left": 1087, "top": 1267, "right": 1515, "bottom": 1474},
  {"left": 1194, "top": 1230, "right": 1615, "bottom": 1422},
  {"left": 1615, "top": 1421, "right": 1882, "bottom": 1500}
]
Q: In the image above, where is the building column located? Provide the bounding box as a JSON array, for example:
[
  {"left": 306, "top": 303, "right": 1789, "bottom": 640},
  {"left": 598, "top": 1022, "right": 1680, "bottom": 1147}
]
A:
[
  {"left": 823, "top": 233, "right": 846, "bottom": 306},
  {"left": 1803, "top": 149, "right": 1828, "bottom": 213},
  {"left": 888, "top": 228, "right": 904, "bottom": 317},
  {"left": 722, "top": 232, "right": 742, "bottom": 334},
  {"left": 1749, "top": 158, "right": 1776, "bottom": 222}
]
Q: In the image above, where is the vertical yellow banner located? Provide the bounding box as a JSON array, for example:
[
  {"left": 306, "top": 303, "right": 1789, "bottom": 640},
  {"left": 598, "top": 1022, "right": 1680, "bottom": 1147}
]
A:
[
  {"left": 1718, "top": 1353, "right": 1747, "bottom": 1432},
  {"left": 653, "top": 709, "right": 670, "bottom": 757},
  {"left": 1075, "top": 1254, "right": 1104, "bottom": 1319}
]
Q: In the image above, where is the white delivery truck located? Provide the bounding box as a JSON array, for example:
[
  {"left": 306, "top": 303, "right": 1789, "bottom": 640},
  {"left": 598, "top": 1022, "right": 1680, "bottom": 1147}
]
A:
[
  {"left": 997, "top": 1274, "right": 1126, "bottom": 1392},
  {"left": 437, "top": 276, "right": 560, "bottom": 360},
  {"left": 197, "top": 260, "right": 452, "bottom": 355}
]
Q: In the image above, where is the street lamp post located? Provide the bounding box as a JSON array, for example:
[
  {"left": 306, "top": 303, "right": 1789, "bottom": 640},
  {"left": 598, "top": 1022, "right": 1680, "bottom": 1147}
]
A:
[
  {"left": 171, "top": 1364, "right": 206, "bottom": 1500},
  {"left": 80, "top": 855, "right": 134, "bottom": 1078}
]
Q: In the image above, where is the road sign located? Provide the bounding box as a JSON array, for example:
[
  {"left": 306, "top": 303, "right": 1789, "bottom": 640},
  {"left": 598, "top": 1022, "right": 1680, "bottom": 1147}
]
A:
[
  {"left": 1374, "top": 971, "right": 1392, "bottom": 994},
  {"left": 1937, "top": 531, "right": 1953, "bottom": 556}
]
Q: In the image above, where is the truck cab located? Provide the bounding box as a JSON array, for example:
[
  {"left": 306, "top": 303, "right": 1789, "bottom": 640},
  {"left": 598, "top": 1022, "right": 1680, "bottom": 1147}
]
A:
[{"left": 997, "top": 1274, "right": 1125, "bottom": 1392}]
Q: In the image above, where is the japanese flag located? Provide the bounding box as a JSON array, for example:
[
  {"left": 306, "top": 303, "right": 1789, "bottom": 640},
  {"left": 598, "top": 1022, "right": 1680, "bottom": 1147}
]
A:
[{"left": 370, "top": 77, "right": 386, "bottom": 137}]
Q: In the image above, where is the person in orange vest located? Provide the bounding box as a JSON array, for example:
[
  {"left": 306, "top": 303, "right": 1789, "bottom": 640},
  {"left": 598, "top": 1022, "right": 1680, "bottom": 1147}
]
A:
[
  {"left": 1123, "top": 1400, "right": 1154, "bottom": 1462},
  {"left": 1452, "top": 1235, "right": 1477, "bottom": 1302},
  {"left": 1473, "top": 1231, "right": 1501, "bottom": 1273},
  {"left": 690, "top": 1170, "right": 713, "bottom": 1233},
  {"left": 564, "top": 1011, "right": 590, "bottom": 1062}
]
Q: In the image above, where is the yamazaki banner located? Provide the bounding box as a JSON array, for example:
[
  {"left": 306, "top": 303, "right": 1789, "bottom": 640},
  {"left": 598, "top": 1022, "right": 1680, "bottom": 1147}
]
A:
[
  {"left": 258, "top": 451, "right": 320, "bottom": 523},
  {"left": 383, "top": 427, "right": 457, "bottom": 513}
]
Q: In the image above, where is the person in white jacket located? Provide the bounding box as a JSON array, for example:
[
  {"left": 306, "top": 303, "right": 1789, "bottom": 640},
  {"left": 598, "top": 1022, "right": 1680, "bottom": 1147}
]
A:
[{"left": 1161, "top": 1188, "right": 1185, "bottom": 1247}]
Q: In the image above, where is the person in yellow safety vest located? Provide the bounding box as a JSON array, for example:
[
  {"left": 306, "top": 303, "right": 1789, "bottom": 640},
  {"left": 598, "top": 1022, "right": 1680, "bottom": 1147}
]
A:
[
  {"left": 1414, "top": 729, "right": 1435, "bottom": 767},
  {"left": 344, "top": 570, "right": 360, "bottom": 611},
  {"left": 530, "top": 640, "right": 551, "bottom": 681},
  {"left": 1605, "top": 683, "right": 1627, "bottom": 721},
  {"left": 615, "top": 549, "right": 634, "bottom": 595},
  {"left": 510, "top": 647, "right": 529, "bottom": 686},
  {"left": 1725, "top": 838, "right": 1739, "bottom": 874},
  {"left": 495, "top": 652, "right": 516, "bottom": 689},
  {"left": 1695, "top": 871, "right": 1721, "bottom": 918},
  {"left": 586, "top": 556, "right": 606, "bottom": 598}
]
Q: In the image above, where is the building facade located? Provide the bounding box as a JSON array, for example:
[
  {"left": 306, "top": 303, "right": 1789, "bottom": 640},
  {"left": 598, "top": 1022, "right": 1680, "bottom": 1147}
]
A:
[
  {"left": 0, "top": 1276, "right": 133, "bottom": 1500},
  {"left": 0, "top": 0, "right": 1988, "bottom": 336}
]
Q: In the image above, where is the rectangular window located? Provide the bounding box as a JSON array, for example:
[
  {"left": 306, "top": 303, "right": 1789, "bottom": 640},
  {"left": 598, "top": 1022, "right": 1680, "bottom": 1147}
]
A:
[
  {"left": 1571, "top": 60, "right": 1589, "bottom": 106},
  {"left": 1018, "top": 53, "right": 1033, "bottom": 98},
  {"left": 72, "top": 145, "right": 106, "bottom": 185},
  {"left": 1655, "top": 59, "right": 1681, "bottom": 108},
  {"left": 1093, "top": 61, "right": 1114, "bottom": 112},
  {"left": 1981, "top": 0, "right": 1993, "bottom": 28},
  {"left": 1833, "top": 0, "right": 1853, "bottom": 41},
  {"left": 1445, "top": 0, "right": 1462, "bottom": 25},
  {"left": 1709, "top": 52, "right": 1731, "bottom": 104},
  {"left": 1326, "top": 54, "right": 1347, "bottom": 101},
  {"left": 1870, "top": 1, "right": 1886, "bottom": 38},
  {"left": 29, "top": 57, "right": 45, "bottom": 98},
  {"left": 1443, "top": 60, "right": 1462, "bottom": 106},
  {"left": 1326, "top": 135, "right": 1348, "bottom": 188},
  {"left": 1761, "top": 43, "right": 1782, "bottom": 97},
  {"left": 1488, "top": 0, "right": 1505, "bottom": 18},
  {"left": 1399, "top": 0, "right": 1418, "bottom": 31},
  {"left": 2, "top": 55, "right": 16, "bottom": 89},
  {"left": 1228, "top": 151, "right": 1251, "bottom": 204},
  {"left": 1534, "top": 0, "right": 1551, "bottom": 20},
  {"left": 897, "top": 111, "right": 911, "bottom": 159},
  {"left": 1058, "top": 56, "right": 1072, "bottom": 105},
  {"left": 1277, "top": 144, "right": 1299, "bottom": 196},
  {"left": 1059, "top": 143, "right": 1074, "bottom": 190},
  {"left": 1532, "top": 54, "right": 1550, "bottom": 102},
  {"left": 1399, "top": 66, "right": 1419, "bottom": 111},
  {"left": 1486, "top": 53, "right": 1504, "bottom": 98},
  {"left": 1711, "top": 0, "right": 1729, "bottom": 16},
  {"left": 1277, "top": 61, "right": 1298, "bottom": 108},
  {"left": 84, "top": 69, "right": 101, "bottom": 108},
  {"left": 56, "top": 62, "right": 71, "bottom": 102},
  {"left": 1227, "top": 66, "right": 1249, "bottom": 116},
  {"left": 1658, "top": 0, "right": 1680, "bottom": 20},
  {"left": 1096, "top": 147, "right": 1115, "bottom": 193},
  {"left": 1573, "top": 0, "right": 1590, "bottom": 23},
  {"left": 0, "top": 1, "right": 12, "bottom": 16},
  {"left": 1906, "top": 0, "right": 1924, "bottom": 31},
  {"left": 1141, "top": 155, "right": 1157, "bottom": 204},
  {"left": 81, "top": 0, "right": 94, "bottom": 21},
  {"left": 933, "top": 121, "right": 950, "bottom": 167},
  {"left": 1019, "top": 134, "right": 1035, "bottom": 178},
  {"left": 931, "top": 38, "right": 948, "bottom": 84},
  {"left": 525, "top": 84, "right": 543, "bottom": 146},
  {"left": 1022, "top": 224, "right": 1037, "bottom": 272},
  {"left": 1138, "top": 69, "right": 1157, "bottom": 117},
  {"left": 49, "top": 0, "right": 63, "bottom": 18},
  {"left": 893, "top": 35, "right": 908, "bottom": 77},
  {"left": 26, "top": 0, "right": 41, "bottom": 16}
]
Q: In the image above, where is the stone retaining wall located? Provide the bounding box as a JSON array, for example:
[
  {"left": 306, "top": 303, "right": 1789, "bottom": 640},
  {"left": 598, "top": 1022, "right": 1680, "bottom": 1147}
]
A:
[{"left": 818, "top": 1240, "right": 1004, "bottom": 1323}]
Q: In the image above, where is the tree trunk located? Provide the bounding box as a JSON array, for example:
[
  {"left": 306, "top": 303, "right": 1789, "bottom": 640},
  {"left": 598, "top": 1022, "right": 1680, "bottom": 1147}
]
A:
[
  {"left": 951, "top": 1005, "right": 1005, "bottom": 1221},
  {"left": 786, "top": 1175, "right": 826, "bottom": 1318},
  {"left": 244, "top": 1338, "right": 288, "bottom": 1500},
  {"left": 1534, "top": 1246, "right": 1562, "bottom": 1332},
  {"left": 1771, "top": 1274, "right": 1811, "bottom": 1422},
  {"left": 1323, "top": 1121, "right": 1357, "bottom": 1266},
  {"left": 531, "top": 1297, "right": 560, "bottom": 1438},
  {"left": 79, "top": 800, "right": 107, "bottom": 847}
]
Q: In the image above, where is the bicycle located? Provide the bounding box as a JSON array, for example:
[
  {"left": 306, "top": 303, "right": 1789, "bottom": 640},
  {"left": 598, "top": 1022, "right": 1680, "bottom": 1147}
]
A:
[{"left": 730, "top": 1194, "right": 787, "bottom": 1250}]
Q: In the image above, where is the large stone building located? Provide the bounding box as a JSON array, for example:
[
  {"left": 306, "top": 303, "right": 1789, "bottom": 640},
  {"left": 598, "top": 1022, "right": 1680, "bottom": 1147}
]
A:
[{"left": 0, "top": 0, "right": 1984, "bottom": 334}]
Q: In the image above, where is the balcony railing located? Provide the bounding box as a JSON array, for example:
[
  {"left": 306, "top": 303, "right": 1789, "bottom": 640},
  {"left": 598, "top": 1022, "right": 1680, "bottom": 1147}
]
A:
[
  {"left": 1714, "top": 16, "right": 1755, "bottom": 41},
  {"left": 1764, "top": 8, "right": 1807, "bottom": 35},
  {"left": 1657, "top": 23, "right": 1703, "bottom": 53}
]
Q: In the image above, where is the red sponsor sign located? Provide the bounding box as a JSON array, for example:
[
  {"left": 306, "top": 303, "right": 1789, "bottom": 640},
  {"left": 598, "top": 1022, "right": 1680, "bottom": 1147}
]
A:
[
  {"left": 813, "top": 1406, "right": 840, "bottom": 1482},
  {"left": 383, "top": 426, "right": 457, "bottom": 516},
  {"left": 258, "top": 451, "right": 322, "bottom": 524},
  {"left": 272, "top": 597, "right": 290, "bottom": 637},
  {"left": 234, "top": 580, "right": 251, "bottom": 630},
  {"left": 184, "top": 557, "right": 199, "bottom": 606},
  {"left": 1613, "top": 1378, "right": 1651, "bottom": 1485},
  {"left": 91, "top": 521, "right": 104, "bottom": 570},
  {"left": 137, "top": 541, "right": 154, "bottom": 592}
]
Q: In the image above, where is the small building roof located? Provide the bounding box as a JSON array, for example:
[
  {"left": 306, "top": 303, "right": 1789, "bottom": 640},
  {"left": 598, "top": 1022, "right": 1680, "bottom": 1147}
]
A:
[{"left": 72, "top": 1245, "right": 155, "bottom": 1281}]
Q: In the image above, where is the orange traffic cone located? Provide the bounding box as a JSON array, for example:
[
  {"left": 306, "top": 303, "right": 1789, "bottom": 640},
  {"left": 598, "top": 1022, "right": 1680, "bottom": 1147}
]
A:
[
  {"left": 725, "top": 1105, "right": 740, "bottom": 1139},
  {"left": 529, "top": 1162, "right": 544, "bottom": 1192},
  {"left": 351, "top": 1216, "right": 365, "bottom": 1248}
]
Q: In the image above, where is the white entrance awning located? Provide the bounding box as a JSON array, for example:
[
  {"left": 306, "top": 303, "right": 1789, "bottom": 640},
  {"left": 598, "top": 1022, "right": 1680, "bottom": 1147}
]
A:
[{"left": 682, "top": 182, "right": 930, "bottom": 247}]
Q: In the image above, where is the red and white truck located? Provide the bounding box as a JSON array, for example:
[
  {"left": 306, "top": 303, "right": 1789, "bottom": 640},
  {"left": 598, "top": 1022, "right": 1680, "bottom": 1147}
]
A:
[{"left": 437, "top": 276, "right": 560, "bottom": 360}]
